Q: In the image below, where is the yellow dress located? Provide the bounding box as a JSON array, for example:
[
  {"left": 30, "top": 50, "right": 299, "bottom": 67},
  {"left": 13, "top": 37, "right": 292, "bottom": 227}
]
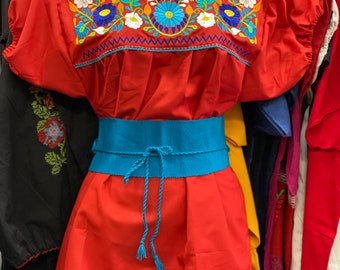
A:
[{"left": 225, "top": 103, "right": 261, "bottom": 270}]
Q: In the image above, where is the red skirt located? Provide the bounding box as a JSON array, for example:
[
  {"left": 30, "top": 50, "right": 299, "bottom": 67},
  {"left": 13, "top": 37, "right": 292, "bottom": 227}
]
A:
[{"left": 56, "top": 168, "right": 251, "bottom": 269}]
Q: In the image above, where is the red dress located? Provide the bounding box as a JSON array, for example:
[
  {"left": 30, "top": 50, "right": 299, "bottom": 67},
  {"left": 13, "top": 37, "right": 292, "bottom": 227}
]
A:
[
  {"left": 303, "top": 6, "right": 340, "bottom": 268},
  {"left": 3, "top": 0, "right": 325, "bottom": 269}
]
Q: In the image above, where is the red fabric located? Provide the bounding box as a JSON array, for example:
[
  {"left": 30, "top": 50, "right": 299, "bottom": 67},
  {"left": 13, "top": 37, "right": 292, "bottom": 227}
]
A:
[
  {"left": 3, "top": 0, "right": 326, "bottom": 108},
  {"left": 284, "top": 200, "right": 294, "bottom": 270},
  {"left": 299, "top": 0, "right": 333, "bottom": 102},
  {"left": 264, "top": 138, "right": 286, "bottom": 270},
  {"left": 306, "top": 26, "right": 340, "bottom": 151},
  {"left": 301, "top": 150, "right": 340, "bottom": 270},
  {"left": 270, "top": 180, "right": 286, "bottom": 270},
  {"left": 267, "top": 174, "right": 295, "bottom": 270},
  {"left": 285, "top": 100, "right": 301, "bottom": 198},
  {"left": 303, "top": 5, "right": 340, "bottom": 268},
  {"left": 56, "top": 168, "right": 251, "bottom": 270},
  {"left": 240, "top": 0, "right": 326, "bottom": 101},
  {"left": 1, "top": 0, "right": 329, "bottom": 269}
]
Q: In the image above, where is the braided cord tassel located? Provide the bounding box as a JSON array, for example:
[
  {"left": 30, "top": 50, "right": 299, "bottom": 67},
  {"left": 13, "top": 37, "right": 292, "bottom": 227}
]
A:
[
  {"left": 123, "top": 146, "right": 173, "bottom": 269},
  {"left": 124, "top": 154, "right": 151, "bottom": 260},
  {"left": 150, "top": 151, "right": 168, "bottom": 270},
  {"left": 136, "top": 156, "right": 151, "bottom": 260}
]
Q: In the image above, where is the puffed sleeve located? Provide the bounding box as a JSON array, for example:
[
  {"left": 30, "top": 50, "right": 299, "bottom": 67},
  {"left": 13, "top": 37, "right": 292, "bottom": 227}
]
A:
[
  {"left": 2, "top": 0, "right": 86, "bottom": 97},
  {"left": 239, "top": 0, "right": 330, "bottom": 101}
]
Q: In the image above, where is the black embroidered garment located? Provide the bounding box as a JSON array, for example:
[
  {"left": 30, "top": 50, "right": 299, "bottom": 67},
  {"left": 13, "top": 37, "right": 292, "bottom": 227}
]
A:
[{"left": 0, "top": 53, "right": 98, "bottom": 269}]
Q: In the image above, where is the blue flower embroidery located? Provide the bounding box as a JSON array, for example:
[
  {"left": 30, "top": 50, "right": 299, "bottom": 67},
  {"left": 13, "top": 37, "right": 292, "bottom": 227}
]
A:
[
  {"left": 219, "top": 4, "right": 240, "bottom": 27},
  {"left": 70, "top": 0, "right": 261, "bottom": 44},
  {"left": 93, "top": 3, "right": 117, "bottom": 27},
  {"left": 154, "top": 2, "right": 185, "bottom": 28},
  {"left": 244, "top": 21, "right": 256, "bottom": 38},
  {"left": 75, "top": 21, "right": 90, "bottom": 38},
  {"left": 38, "top": 118, "right": 65, "bottom": 148}
]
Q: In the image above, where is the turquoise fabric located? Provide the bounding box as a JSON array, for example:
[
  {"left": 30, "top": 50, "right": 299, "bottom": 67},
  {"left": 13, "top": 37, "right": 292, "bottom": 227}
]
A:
[{"left": 89, "top": 116, "right": 230, "bottom": 178}]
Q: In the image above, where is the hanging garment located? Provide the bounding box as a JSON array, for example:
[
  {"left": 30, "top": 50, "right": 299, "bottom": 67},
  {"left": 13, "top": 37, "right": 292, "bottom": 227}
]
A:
[
  {"left": 303, "top": 2, "right": 340, "bottom": 267},
  {"left": 242, "top": 102, "right": 282, "bottom": 269},
  {"left": 265, "top": 0, "right": 334, "bottom": 266},
  {"left": 240, "top": 0, "right": 329, "bottom": 102},
  {"left": 1, "top": 251, "right": 59, "bottom": 270},
  {"left": 2, "top": 0, "right": 327, "bottom": 269},
  {"left": 224, "top": 103, "right": 261, "bottom": 270},
  {"left": 268, "top": 172, "right": 293, "bottom": 270},
  {"left": 328, "top": 220, "right": 340, "bottom": 269},
  {"left": 0, "top": 53, "right": 98, "bottom": 268},
  {"left": 313, "top": 0, "right": 339, "bottom": 82},
  {"left": 251, "top": 95, "right": 292, "bottom": 137},
  {"left": 299, "top": 0, "right": 334, "bottom": 101},
  {"left": 291, "top": 1, "right": 339, "bottom": 268},
  {"left": 290, "top": 107, "right": 310, "bottom": 270},
  {"left": 261, "top": 136, "right": 288, "bottom": 270},
  {"left": 241, "top": 85, "right": 298, "bottom": 269},
  {"left": 260, "top": 83, "right": 301, "bottom": 270}
]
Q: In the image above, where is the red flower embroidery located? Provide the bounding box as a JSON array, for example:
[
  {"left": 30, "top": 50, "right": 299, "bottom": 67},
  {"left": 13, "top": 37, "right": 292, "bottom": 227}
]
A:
[
  {"left": 43, "top": 93, "right": 56, "bottom": 109},
  {"left": 38, "top": 117, "right": 66, "bottom": 149}
]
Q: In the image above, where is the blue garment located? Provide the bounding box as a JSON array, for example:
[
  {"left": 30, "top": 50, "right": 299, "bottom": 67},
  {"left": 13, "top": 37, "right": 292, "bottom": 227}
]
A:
[
  {"left": 252, "top": 85, "right": 299, "bottom": 137},
  {"left": 254, "top": 95, "right": 292, "bottom": 136}
]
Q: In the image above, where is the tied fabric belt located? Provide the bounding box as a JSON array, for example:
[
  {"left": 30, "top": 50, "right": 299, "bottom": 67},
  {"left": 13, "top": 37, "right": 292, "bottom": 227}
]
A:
[{"left": 89, "top": 116, "right": 230, "bottom": 270}]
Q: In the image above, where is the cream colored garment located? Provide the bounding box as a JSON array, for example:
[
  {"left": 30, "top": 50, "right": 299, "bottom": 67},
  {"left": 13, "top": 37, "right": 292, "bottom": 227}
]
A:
[
  {"left": 224, "top": 103, "right": 261, "bottom": 270},
  {"left": 328, "top": 219, "right": 340, "bottom": 270},
  {"left": 314, "top": 0, "right": 339, "bottom": 82},
  {"left": 290, "top": 106, "right": 309, "bottom": 270}
]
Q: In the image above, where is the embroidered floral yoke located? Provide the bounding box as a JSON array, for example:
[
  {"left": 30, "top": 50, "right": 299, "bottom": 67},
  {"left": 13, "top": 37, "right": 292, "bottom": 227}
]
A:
[
  {"left": 71, "top": 0, "right": 260, "bottom": 45},
  {"left": 3, "top": 0, "right": 326, "bottom": 268}
]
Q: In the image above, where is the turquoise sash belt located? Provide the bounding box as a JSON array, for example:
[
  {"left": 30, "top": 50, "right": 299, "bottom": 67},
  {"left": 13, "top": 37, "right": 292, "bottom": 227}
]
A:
[
  {"left": 88, "top": 115, "right": 230, "bottom": 270},
  {"left": 89, "top": 115, "right": 229, "bottom": 177}
]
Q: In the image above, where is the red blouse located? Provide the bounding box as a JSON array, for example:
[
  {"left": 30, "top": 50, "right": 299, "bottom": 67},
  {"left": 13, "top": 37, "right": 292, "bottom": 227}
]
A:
[{"left": 3, "top": 0, "right": 324, "bottom": 120}]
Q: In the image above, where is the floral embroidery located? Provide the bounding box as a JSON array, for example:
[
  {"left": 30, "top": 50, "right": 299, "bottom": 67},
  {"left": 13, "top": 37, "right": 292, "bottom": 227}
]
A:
[
  {"left": 69, "top": 0, "right": 261, "bottom": 44},
  {"left": 274, "top": 188, "right": 285, "bottom": 222},
  {"left": 153, "top": 2, "right": 185, "bottom": 28},
  {"left": 30, "top": 87, "right": 67, "bottom": 175},
  {"left": 93, "top": 3, "right": 117, "bottom": 26},
  {"left": 239, "top": 0, "right": 256, "bottom": 8},
  {"left": 37, "top": 117, "right": 65, "bottom": 148},
  {"left": 75, "top": 0, "right": 93, "bottom": 8},
  {"left": 125, "top": 12, "right": 143, "bottom": 29},
  {"left": 197, "top": 12, "right": 215, "bottom": 28},
  {"left": 219, "top": 4, "right": 240, "bottom": 27}
]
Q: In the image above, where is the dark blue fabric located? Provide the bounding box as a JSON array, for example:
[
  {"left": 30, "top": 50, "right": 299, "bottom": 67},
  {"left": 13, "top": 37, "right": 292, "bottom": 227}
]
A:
[
  {"left": 255, "top": 95, "right": 292, "bottom": 136},
  {"left": 251, "top": 85, "right": 299, "bottom": 137}
]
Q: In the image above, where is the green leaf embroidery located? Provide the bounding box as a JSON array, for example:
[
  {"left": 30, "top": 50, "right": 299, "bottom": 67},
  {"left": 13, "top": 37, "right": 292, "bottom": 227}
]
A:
[
  {"left": 45, "top": 152, "right": 67, "bottom": 175},
  {"left": 30, "top": 87, "right": 68, "bottom": 175}
]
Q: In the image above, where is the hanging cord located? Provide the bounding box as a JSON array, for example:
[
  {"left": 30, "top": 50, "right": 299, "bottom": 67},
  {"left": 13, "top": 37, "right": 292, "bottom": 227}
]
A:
[
  {"left": 149, "top": 148, "right": 167, "bottom": 270},
  {"left": 124, "top": 145, "right": 173, "bottom": 270}
]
